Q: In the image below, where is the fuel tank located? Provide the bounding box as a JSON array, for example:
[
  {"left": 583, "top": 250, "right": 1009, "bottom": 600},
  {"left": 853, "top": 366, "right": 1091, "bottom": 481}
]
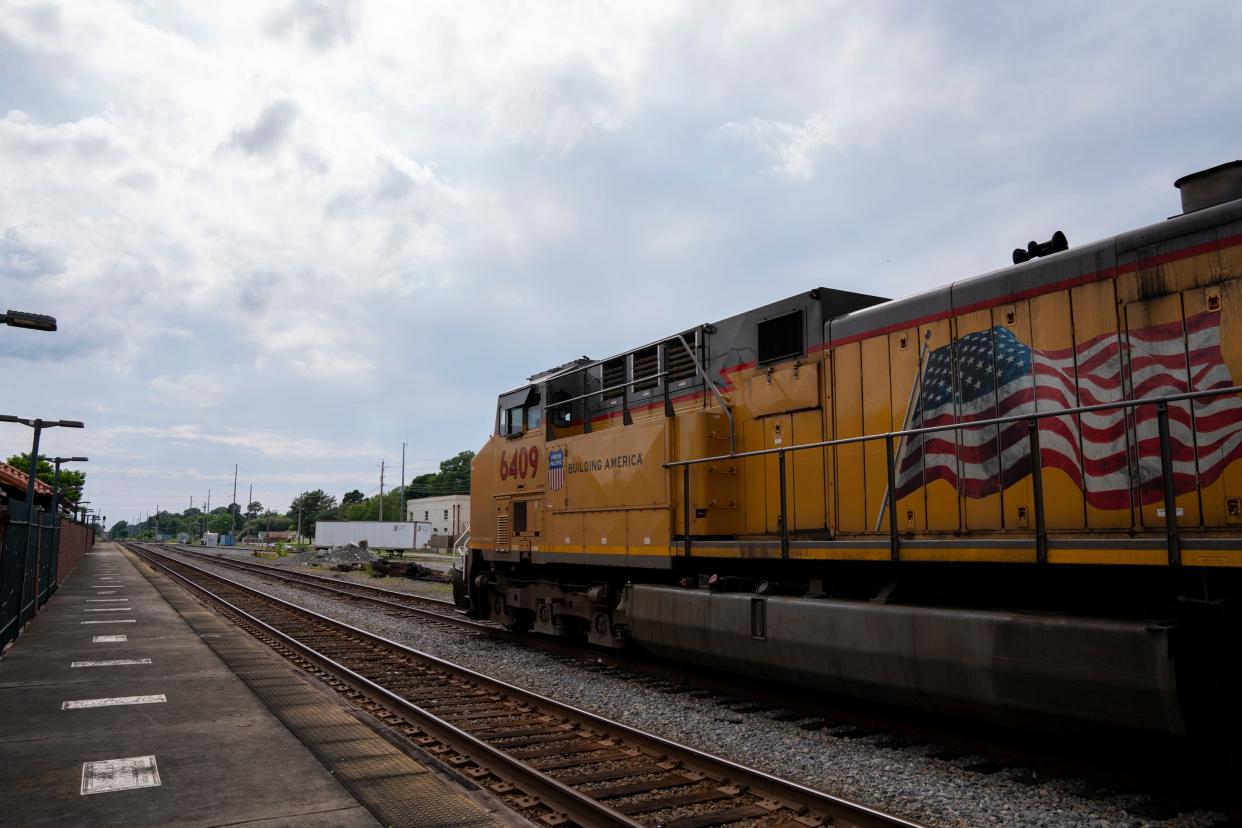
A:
[{"left": 625, "top": 585, "right": 1186, "bottom": 735}]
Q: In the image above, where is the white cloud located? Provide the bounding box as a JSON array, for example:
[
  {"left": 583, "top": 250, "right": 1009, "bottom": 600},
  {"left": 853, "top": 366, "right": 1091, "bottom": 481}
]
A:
[
  {"left": 0, "top": 0, "right": 1238, "bottom": 525},
  {"left": 96, "top": 424, "right": 382, "bottom": 460},
  {"left": 149, "top": 373, "right": 227, "bottom": 408},
  {"left": 723, "top": 111, "right": 838, "bottom": 181}
]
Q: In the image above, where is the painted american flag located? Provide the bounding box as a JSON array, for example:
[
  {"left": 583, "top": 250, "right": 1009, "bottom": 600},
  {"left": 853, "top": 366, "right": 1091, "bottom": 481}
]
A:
[
  {"left": 547, "top": 448, "right": 565, "bottom": 492},
  {"left": 893, "top": 312, "right": 1242, "bottom": 510}
]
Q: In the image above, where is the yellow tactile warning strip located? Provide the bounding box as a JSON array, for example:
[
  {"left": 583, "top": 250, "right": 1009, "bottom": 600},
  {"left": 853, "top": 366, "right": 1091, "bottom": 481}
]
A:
[{"left": 126, "top": 550, "right": 505, "bottom": 828}]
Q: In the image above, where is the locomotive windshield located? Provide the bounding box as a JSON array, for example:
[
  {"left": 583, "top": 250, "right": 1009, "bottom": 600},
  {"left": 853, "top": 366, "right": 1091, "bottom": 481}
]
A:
[{"left": 498, "top": 386, "right": 540, "bottom": 437}]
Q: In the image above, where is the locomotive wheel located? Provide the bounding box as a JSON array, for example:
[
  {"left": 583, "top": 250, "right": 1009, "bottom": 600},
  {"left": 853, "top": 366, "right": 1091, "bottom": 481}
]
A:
[{"left": 503, "top": 608, "right": 533, "bottom": 633}]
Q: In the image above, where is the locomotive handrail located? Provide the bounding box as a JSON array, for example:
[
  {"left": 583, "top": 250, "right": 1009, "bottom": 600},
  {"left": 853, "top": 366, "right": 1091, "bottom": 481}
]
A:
[
  {"left": 545, "top": 371, "right": 671, "bottom": 408},
  {"left": 665, "top": 383, "right": 1242, "bottom": 565},
  {"left": 542, "top": 332, "right": 735, "bottom": 452},
  {"left": 670, "top": 332, "right": 735, "bottom": 455},
  {"left": 664, "top": 384, "right": 1242, "bottom": 466}
]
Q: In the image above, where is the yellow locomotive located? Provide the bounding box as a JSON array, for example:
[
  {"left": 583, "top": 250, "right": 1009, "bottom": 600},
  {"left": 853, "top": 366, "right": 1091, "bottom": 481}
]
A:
[{"left": 458, "top": 161, "right": 1242, "bottom": 739}]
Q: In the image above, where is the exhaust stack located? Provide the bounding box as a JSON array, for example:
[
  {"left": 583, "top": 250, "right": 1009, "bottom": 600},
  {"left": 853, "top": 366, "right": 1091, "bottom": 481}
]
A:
[{"left": 1175, "top": 160, "right": 1242, "bottom": 214}]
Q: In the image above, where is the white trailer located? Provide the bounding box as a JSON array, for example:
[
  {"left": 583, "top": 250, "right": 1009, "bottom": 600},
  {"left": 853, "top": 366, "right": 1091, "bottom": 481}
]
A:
[
  {"left": 313, "top": 521, "right": 432, "bottom": 551},
  {"left": 414, "top": 522, "right": 432, "bottom": 550}
]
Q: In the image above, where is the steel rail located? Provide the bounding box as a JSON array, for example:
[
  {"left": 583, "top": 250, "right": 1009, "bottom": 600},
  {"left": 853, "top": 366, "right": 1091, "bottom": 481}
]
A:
[
  {"left": 129, "top": 543, "right": 923, "bottom": 828},
  {"left": 160, "top": 544, "right": 456, "bottom": 608},
  {"left": 146, "top": 544, "right": 671, "bottom": 669},
  {"left": 128, "top": 544, "right": 643, "bottom": 827}
]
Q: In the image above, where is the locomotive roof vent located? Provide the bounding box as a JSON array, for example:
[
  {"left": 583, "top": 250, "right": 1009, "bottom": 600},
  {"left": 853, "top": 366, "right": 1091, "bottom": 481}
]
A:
[{"left": 1175, "top": 160, "right": 1242, "bottom": 214}]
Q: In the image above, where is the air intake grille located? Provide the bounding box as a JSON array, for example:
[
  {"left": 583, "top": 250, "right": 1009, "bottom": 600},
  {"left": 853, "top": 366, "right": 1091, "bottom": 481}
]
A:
[
  {"left": 496, "top": 514, "right": 509, "bottom": 547},
  {"left": 757, "top": 309, "right": 804, "bottom": 364},
  {"left": 632, "top": 346, "right": 659, "bottom": 393},
  {"left": 601, "top": 357, "right": 625, "bottom": 397},
  {"left": 665, "top": 333, "right": 697, "bottom": 384},
  {"left": 512, "top": 501, "right": 528, "bottom": 534}
]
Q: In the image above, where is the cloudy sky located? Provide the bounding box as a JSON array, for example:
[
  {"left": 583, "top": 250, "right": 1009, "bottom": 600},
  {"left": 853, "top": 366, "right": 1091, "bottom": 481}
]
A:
[{"left": 2, "top": 0, "right": 1240, "bottom": 527}]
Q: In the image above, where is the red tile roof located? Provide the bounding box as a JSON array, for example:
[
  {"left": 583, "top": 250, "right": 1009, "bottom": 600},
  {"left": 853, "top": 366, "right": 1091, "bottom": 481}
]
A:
[{"left": 0, "top": 462, "right": 56, "bottom": 498}]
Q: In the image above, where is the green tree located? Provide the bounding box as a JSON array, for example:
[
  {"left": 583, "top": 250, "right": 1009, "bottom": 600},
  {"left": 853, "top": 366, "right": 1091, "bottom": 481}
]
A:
[
  {"left": 288, "top": 489, "right": 337, "bottom": 539},
  {"left": 207, "top": 513, "right": 233, "bottom": 534},
  {"left": 111, "top": 520, "right": 129, "bottom": 539},
  {"left": 6, "top": 452, "right": 87, "bottom": 503},
  {"left": 406, "top": 450, "right": 474, "bottom": 499},
  {"left": 246, "top": 501, "right": 262, "bottom": 520},
  {"left": 341, "top": 489, "right": 365, "bottom": 506},
  {"left": 437, "top": 450, "right": 474, "bottom": 486}
]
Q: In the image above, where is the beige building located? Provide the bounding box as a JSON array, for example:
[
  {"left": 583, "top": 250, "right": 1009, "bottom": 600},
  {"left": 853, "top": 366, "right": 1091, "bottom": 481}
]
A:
[{"left": 407, "top": 494, "right": 470, "bottom": 538}]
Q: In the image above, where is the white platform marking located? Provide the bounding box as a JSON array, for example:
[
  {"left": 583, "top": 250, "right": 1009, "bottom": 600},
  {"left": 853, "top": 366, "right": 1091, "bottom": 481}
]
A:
[
  {"left": 84, "top": 608, "right": 133, "bottom": 612},
  {"left": 71, "top": 659, "right": 152, "bottom": 668},
  {"left": 81, "top": 620, "right": 136, "bottom": 624},
  {"left": 87, "top": 599, "right": 129, "bottom": 603},
  {"left": 92, "top": 635, "right": 128, "bottom": 642},
  {"left": 64, "top": 695, "right": 165, "bottom": 710},
  {"left": 80, "top": 755, "right": 161, "bottom": 795}
]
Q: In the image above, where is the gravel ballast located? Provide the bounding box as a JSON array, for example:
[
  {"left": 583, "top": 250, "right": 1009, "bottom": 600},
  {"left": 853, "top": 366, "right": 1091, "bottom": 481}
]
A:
[{"left": 160, "top": 549, "right": 1226, "bottom": 828}]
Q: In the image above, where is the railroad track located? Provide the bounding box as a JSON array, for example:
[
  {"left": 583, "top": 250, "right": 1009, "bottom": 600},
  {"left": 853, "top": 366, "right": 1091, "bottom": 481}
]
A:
[
  {"left": 145, "top": 543, "right": 1232, "bottom": 794},
  {"left": 142, "top": 542, "right": 1242, "bottom": 823},
  {"left": 125, "top": 542, "right": 920, "bottom": 828},
  {"left": 157, "top": 543, "right": 460, "bottom": 612}
]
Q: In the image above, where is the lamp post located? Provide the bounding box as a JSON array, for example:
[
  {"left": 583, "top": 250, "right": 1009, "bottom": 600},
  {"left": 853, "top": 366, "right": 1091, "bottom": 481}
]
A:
[
  {"left": 0, "top": 416, "right": 85, "bottom": 619},
  {"left": 1, "top": 310, "right": 56, "bottom": 332},
  {"left": 48, "top": 457, "right": 87, "bottom": 594}
]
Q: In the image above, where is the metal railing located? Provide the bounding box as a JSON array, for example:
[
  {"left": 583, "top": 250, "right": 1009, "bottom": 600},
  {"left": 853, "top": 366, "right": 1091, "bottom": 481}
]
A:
[
  {"left": 664, "top": 384, "right": 1242, "bottom": 565},
  {"left": 452, "top": 523, "right": 471, "bottom": 556},
  {"left": 544, "top": 334, "right": 735, "bottom": 452}
]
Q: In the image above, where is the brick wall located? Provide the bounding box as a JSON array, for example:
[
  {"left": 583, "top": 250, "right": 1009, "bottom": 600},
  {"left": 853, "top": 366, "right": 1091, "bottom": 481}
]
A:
[{"left": 56, "top": 518, "right": 95, "bottom": 584}]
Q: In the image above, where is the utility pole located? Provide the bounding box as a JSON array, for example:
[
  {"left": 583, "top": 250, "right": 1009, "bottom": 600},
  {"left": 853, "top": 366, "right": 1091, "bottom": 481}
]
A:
[
  {"left": 155, "top": 505, "right": 160, "bottom": 539},
  {"left": 400, "top": 441, "right": 407, "bottom": 524},
  {"left": 378, "top": 460, "right": 386, "bottom": 522},
  {"left": 246, "top": 483, "right": 252, "bottom": 544},
  {"left": 297, "top": 507, "right": 303, "bottom": 545},
  {"left": 230, "top": 463, "right": 239, "bottom": 541},
  {"left": 206, "top": 489, "right": 211, "bottom": 539}
]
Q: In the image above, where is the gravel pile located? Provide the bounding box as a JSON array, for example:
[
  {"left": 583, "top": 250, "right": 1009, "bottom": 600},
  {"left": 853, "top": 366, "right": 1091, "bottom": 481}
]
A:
[
  {"left": 196, "top": 545, "right": 454, "bottom": 601},
  {"left": 168, "top": 549, "right": 1226, "bottom": 828},
  {"left": 266, "top": 543, "right": 378, "bottom": 570}
]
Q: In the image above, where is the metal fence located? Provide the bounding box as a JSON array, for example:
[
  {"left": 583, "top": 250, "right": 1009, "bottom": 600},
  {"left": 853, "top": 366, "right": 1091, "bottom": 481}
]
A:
[{"left": 0, "top": 503, "right": 95, "bottom": 651}]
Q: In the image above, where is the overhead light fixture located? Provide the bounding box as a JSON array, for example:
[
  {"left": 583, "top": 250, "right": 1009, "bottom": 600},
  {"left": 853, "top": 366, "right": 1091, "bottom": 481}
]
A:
[{"left": 2, "top": 310, "right": 57, "bottom": 331}]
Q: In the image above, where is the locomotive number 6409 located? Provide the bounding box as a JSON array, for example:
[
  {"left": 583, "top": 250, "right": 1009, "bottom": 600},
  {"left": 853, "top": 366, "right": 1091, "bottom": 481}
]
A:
[{"left": 499, "top": 446, "right": 540, "bottom": 480}]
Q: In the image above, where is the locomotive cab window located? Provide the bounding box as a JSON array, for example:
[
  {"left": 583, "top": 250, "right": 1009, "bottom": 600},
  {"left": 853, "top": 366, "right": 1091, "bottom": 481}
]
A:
[
  {"left": 757, "top": 309, "right": 804, "bottom": 364},
  {"left": 498, "top": 386, "right": 537, "bottom": 438},
  {"left": 501, "top": 406, "right": 523, "bottom": 437},
  {"left": 550, "top": 389, "right": 573, "bottom": 428},
  {"left": 525, "top": 390, "right": 542, "bottom": 430}
]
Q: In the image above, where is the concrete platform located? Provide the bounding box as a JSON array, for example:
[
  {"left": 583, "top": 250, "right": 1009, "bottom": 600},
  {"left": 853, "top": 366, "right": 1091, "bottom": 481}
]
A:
[{"left": 0, "top": 543, "right": 504, "bottom": 827}]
